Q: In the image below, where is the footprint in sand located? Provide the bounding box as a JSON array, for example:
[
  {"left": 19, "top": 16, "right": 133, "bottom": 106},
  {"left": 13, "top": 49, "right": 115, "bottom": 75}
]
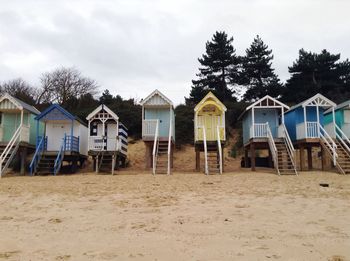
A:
[
  {"left": 55, "top": 254, "right": 71, "bottom": 260},
  {"left": 0, "top": 250, "right": 20, "bottom": 259},
  {"left": 49, "top": 218, "right": 62, "bottom": 223},
  {"left": 329, "top": 256, "right": 345, "bottom": 261}
]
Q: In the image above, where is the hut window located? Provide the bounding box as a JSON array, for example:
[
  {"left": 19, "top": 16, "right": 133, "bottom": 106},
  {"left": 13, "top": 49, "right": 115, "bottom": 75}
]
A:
[{"left": 90, "top": 122, "right": 98, "bottom": 136}]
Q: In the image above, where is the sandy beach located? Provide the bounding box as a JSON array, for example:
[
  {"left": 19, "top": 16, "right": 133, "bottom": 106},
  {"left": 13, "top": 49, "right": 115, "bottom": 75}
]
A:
[{"left": 0, "top": 171, "right": 349, "bottom": 260}]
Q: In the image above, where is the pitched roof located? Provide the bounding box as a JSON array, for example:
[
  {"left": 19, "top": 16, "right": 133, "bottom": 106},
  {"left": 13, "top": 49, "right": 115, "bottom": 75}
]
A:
[
  {"left": 0, "top": 93, "right": 40, "bottom": 115},
  {"left": 324, "top": 99, "right": 350, "bottom": 114},
  {"left": 289, "top": 93, "right": 336, "bottom": 112},
  {"left": 86, "top": 104, "right": 119, "bottom": 121},
  {"left": 36, "top": 104, "right": 87, "bottom": 126},
  {"left": 140, "top": 89, "right": 173, "bottom": 107},
  {"left": 238, "top": 95, "right": 289, "bottom": 120},
  {"left": 194, "top": 91, "right": 227, "bottom": 112}
]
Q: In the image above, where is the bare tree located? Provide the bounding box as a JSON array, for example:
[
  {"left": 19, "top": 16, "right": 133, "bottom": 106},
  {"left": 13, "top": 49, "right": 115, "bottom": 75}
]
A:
[
  {"left": 38, "top": 67, "right": 99, "bottom": 105},
  {"left": 0, "top": 78, "right": 38, "bottom": 105}
]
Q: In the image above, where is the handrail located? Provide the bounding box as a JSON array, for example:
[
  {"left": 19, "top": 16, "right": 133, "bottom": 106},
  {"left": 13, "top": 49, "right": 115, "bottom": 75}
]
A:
[
  {"left": 0, "top": 124, "right": 22, "bottom": 178},
  {"left": 266, "top": 123, "right": 279, "bottom": 175},
  {"left": 217, "top": 126, "right": 223, "bottom": 174},
  {"left": 167, "top": 116, "right": 172, "bottom": 175},
  {"left": 53, "top": 134, "right": 66, "bottom": 175},
  {"left": 335, "top": 124, "right": 350, "bottom": 156},
  {"left": 318, "top": 123, "right": 337, "bottom": 165},
  {"left": 202, "top": 126, "right": 208, "bottom": 175},
  {"left": 152, "top": 120, "right": 159, "bottom": 175},
  {"left": 29, "top": 136, "right": 46, "bottom": 175}
]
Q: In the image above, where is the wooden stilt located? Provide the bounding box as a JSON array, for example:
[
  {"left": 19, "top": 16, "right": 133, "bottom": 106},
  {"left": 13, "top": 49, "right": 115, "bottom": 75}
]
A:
[
  {"left": 221, "top": 146, "right": 224, "bottom": 172},
  {"left": 196, "top": 149, "right": 200, "bottom": 172},
  {"left": 244, "top": 148, "right": 248, "bottom": 168},
  {"left": 20, "top": 147, "right": 27, "bottom": 175},
  {"left": 268, "top": 148, "right": 273, "bottom": 168},
  {"left": 250, "top": 143, "right": 256, "bottom": 171},
  {"left": 321, "top": 146, "right": 326, "bottom": 171},
  {"left": 307, "top": 147, "right": 312, "bottom": 170},
  {"left": 300, "top": 145, "right": 305, "bottom": 171},
  {"left": 145, "top": 143, "right": 152, "bottom": 169}
]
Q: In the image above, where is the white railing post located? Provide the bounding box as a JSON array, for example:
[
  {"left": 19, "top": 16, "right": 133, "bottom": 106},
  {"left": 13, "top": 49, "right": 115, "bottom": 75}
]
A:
[
  {"left": 152, "top": 120, "right": 159, "bottom": 175},
  {"left": 217, "top": 126, "right": 223, "bottom": 174},
  {"left": 167, "top": 115, "right": 172, "bottom": 175},
  {"left": 203, "top": 127, "right": 208, "bottom": 175}
]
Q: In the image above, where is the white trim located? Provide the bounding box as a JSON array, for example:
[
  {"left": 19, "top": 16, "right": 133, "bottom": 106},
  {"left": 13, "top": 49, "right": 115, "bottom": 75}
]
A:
[
  {"left": 245, "top": 95, "right": 289, "bottom": 111},
  {"left": 86, "top": 104, "right": 119, "bottom": 121},
  {"left": 0, "top": 93, "right": 23, "bottom": 111},
  {"left": 301, "top": 93, "right": 336, "bottom": 108},
  {"left": 140, "top": 89, "right": 173, "bottom": 107},
  {"left": 194, "top": 91, "right": 227, "bottom": 112}
]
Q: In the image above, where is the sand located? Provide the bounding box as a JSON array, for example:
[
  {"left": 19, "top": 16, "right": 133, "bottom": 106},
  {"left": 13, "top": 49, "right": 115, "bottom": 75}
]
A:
[{"left": 0, "top": 171, "right": 349, "bottom": 260}]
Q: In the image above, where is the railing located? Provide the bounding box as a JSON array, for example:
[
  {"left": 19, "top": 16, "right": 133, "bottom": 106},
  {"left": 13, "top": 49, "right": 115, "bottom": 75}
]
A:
[
  {"left": 201, "top": 126, "right": 208, "bottom": 175},
  {"left": 29, "top": 136, "right": 47, "bottom": 176},
  {"left": 152, "top": 120, "right": 159, "bottom": 175},
  {"left": 335, "top": 124, "right": 350, "bottom": 157},
  {"left": 307, "top": 122, "right": 319, "bottom": 138},
  {"left": 0, "top": 124, "right": 22, "bottom": 178},
  {"left": 319, "top": 123, "right": 337, "bottom": 166},
  {"left": 54, "top": 138, "right": 65, "bottom": 175},
  {"left": 252, "top": 123, "right": 268, "bottom": 138},
  {"left": 279, "top": 123, "right": 297, "bottom": 175},
  {"left": 217, "top": 126, "right": 223, "bottom": 174},
  {"left": 167, "top": 117, "right": 172, "bottom": 175},
  {"left": 266, "top": 123, "right": 279, "bottom": 175},
  {"left": 65, "top": 135, "right": 79, "bottom": 152},
  {"left": 143, "top": 120, "right": 159, "bottom": 138}
]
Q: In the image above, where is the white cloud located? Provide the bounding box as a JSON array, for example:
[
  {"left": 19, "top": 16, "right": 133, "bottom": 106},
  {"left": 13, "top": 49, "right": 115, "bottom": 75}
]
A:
[{"left": 0, "top": 0, "right": 349, "bottom": 104}]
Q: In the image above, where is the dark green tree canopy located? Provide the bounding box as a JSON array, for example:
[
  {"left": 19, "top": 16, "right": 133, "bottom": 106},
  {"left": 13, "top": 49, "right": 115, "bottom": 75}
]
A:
[
  {"left": 241, "top": 35, "right": 282, "bottom": 101},
  {"left": 186, "top": 31, "right": 240, "bottom": 105},
  {"left": 282, "top": 49, "right": 350, "bottom": 103}
]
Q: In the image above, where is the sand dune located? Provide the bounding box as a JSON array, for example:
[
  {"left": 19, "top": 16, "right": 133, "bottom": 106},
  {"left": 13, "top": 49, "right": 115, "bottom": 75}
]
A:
[{"left": 0, "top": 171, "right": 349, "bottom": 260}]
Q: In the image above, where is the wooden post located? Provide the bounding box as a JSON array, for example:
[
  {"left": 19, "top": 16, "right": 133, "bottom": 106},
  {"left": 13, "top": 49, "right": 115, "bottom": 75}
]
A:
[
  {"left": 321, "top": 146, "right": 326, "bottom": 171},
  {"left": 96, "top": 156, "right": 99, "bottom": 173},
  {"left": 20, "top": 147, "right": 27, "bottom": 175},
  {"left": 268, "top": 148, "right": 273, "bottom": 168},
  {"left": 244, "top": 148, "right": 248, "bottom": 168},
  {"left": 307, "top": 147, "right": 312, "bottom": 170},
  {"left": 145, "top": 143, "right": 152, "bottom": 169},
  {"left": 300, "top": 145, "right": 305, "bottom": 171},
  {"left": 196, "top": 148, "right": 200, "bottom": 172},
  {"left": 250, "top": 143, "right": 256, "bottom": 171}
]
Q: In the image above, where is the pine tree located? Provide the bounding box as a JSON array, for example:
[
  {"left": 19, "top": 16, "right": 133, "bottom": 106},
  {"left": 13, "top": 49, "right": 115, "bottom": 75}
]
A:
[
  {"left": 283, "top": 49, "right": 350, "bottom": 103},
  {"left": 241, "top": 35, "right": 282, "bottom": 101},
  {"left": 186, "top": 31, "right": 240, "bottom": 105}
]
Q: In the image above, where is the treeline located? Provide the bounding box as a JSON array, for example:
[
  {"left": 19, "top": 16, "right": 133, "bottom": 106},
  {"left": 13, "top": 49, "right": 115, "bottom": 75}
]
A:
[{"left": 1, "top": 31, "right": 350, "bottom": 145}]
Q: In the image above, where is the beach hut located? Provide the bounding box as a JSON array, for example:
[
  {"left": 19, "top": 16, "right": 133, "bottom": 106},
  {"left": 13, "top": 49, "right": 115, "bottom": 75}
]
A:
[
  {"left": 141, "top": 89, "right": 175, "bottom": 175},
  {"left": 86, "top": 104, "right": 128, "bottom": 174},
  {"left": 0, "top": 93, "right": 43, "bottom": 177},
  {"left": 284, "top": 93, "right": 341, "bottom": 172},
  {"left": 194, "top": 92, "right": 226, "bottom": 174},
  {"left": 324, "top": 100, "right": 350, "bottom": 174},
  {"left": 239, "top": 95, "right": 296, "bottom": 174},
  {"left": 29, "top": 104, "right": 88, "bottom": 175}
]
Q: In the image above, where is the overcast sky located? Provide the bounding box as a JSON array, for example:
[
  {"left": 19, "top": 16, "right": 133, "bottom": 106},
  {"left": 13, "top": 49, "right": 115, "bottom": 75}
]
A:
[{"left": 0, "top": 0, "right": 349, "bottom": 104}]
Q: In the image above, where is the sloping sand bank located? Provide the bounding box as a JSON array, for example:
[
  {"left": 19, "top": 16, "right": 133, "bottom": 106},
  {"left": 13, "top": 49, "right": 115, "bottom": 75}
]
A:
[{"left": 0, "top": 171, "right": 349, "bottom": 260}]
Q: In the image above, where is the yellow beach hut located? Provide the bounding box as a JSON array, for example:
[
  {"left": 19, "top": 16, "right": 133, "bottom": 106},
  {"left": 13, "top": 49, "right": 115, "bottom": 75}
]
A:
[{"left": 194, "top": 92, "right": 226, "bottom": 174}]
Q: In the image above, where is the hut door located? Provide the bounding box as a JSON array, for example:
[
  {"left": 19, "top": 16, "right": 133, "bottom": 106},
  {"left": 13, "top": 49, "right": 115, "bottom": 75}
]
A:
[
  {"left": 104, "top": 124, "right": 108, "bottom": 150},
  {"left": 205, "top": 115, "right": 215, "bottom": 141}
]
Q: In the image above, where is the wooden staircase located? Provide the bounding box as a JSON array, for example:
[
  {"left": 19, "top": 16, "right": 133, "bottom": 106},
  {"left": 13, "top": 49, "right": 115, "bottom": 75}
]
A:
[
  {"left": 0, "top": 145, "right": 19, "bottom": 176},
  {"left": 275, "top": 140, "right": 297, "bottom": 175},
  {"left": 321, "top": 138, "right": 350, "bottom": 175},
  {"left": 35, "top": 154, "right": 56, "bottom": 175},
  {"left": 155, "top": 141, "right": 169, "bottom": 174},
  {"left": 96, "top": 152, "right": 117, "bottom": 174},
  {"left": 206, "top": 143, "right": 220, "bottom": 174}
]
